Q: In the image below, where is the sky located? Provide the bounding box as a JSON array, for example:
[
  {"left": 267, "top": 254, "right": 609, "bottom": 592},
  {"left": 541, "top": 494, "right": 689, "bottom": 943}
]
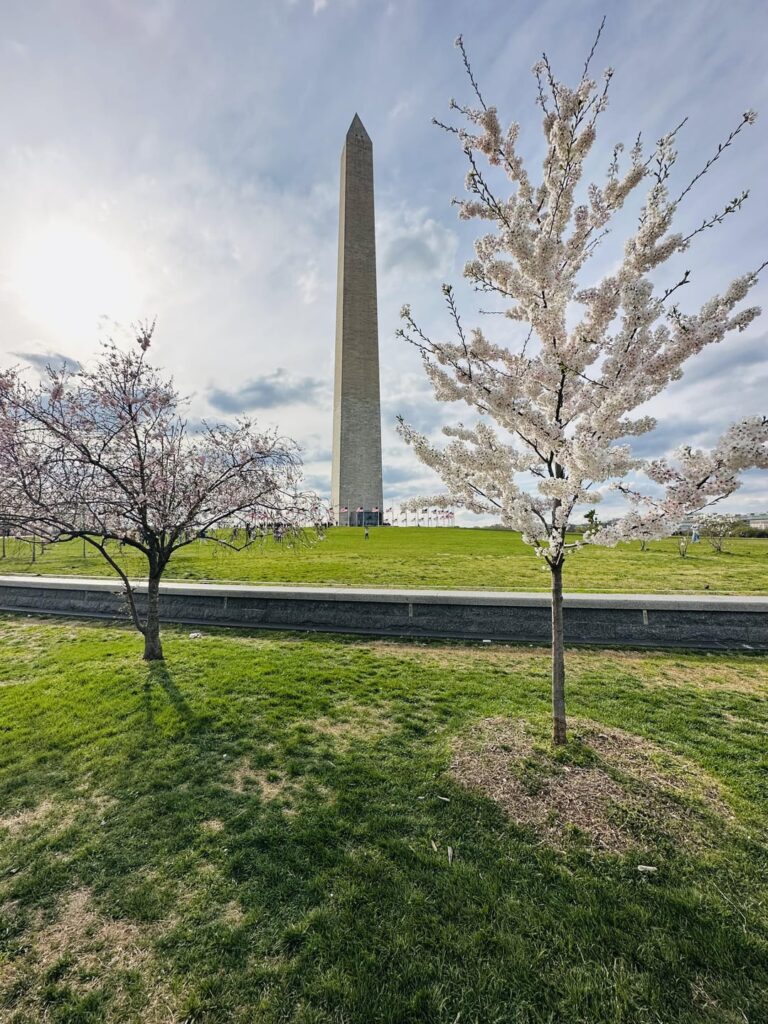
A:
[{"left": 1, "top": 0, "right": 767, "bottom": 522}]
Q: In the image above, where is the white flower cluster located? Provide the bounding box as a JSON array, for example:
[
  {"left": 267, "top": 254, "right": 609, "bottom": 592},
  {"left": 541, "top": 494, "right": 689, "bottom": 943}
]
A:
[{"left": 398, "top": 43, "right": 765, "bottom": 566}]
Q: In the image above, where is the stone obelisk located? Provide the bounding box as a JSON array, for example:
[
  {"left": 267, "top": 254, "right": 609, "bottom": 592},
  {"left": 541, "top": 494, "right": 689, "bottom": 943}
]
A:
[{"left": 331, "top": 114, "right": 383, "bottom": 527}]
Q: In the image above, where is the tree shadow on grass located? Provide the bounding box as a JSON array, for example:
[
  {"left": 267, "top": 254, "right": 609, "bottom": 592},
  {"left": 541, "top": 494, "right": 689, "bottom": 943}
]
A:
[
  {"left": 147, "top": 727, "right": 768, "bottom": 1024},
  {"left": 5, "top": 718, "right": 767, "bottom": 1024},
  {"left": 4, "top": 636, "right": 768, "bottom": 1024},
  {"left": 143, "top": 661, "right": 202, "bottom": 733}
]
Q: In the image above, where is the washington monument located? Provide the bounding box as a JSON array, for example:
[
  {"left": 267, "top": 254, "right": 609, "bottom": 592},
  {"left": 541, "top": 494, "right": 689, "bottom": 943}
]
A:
[{"left": 331, "top": 114, "right": 383, "bottom": 527}]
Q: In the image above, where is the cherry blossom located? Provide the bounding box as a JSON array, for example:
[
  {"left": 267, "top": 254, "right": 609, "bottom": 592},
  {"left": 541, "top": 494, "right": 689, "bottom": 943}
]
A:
[
  {"left": 0, "top": 325, "right": 323, "bottom": 660},
  {"left": 398, "top": 26, "right": 766, "bottom": 743}
]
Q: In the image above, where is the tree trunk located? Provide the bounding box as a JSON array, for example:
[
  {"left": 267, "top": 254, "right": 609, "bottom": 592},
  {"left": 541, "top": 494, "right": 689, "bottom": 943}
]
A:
[
  {"left": 550, "top": 560, "right": 567, "bottom": 745},
  {"left": 143, "top": 575, "right": 164, "bottom": 661}
]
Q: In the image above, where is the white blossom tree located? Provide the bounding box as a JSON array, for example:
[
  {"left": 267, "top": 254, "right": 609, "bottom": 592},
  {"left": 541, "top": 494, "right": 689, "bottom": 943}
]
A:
[
  {"left": 0, "top": 325, "right": 323, "bottom": 661},
  {"left": 397, "top": 27, "right": 768, "bottom": 744},
  {"left": 697, "top": 513, "right": 744, "bottom": 553}
]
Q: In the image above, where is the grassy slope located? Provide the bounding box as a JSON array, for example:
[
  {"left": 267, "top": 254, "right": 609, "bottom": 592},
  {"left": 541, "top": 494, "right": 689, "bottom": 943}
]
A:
[
  {"left": 2, "top": 527, "right": 768, "bottom": 593},
  {"left": 1, "top": 616, "right": 767, "bottom": 1022}
]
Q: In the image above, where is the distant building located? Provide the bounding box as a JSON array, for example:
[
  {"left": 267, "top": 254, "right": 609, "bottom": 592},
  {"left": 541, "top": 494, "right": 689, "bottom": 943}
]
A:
[
  {"left": 677, "top": 511, "right": 768, "bottom": 532},
  {"left": 675, "top": 516, "right": 700, "bottom": 534}
]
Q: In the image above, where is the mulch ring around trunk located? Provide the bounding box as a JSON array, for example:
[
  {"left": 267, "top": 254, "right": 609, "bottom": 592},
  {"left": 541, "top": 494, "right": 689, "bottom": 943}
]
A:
[{"left": 450, "top": 718, "right": 737, "bottom": 854}]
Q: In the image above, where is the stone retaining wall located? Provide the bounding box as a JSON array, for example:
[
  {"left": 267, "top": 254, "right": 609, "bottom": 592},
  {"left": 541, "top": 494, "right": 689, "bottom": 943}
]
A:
[{"left": 1, "top": 576, "right": 766, "bottom": 650}]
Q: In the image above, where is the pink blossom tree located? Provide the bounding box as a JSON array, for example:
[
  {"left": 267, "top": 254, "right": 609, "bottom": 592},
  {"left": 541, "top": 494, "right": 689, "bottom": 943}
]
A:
[
  {"left": 0, "top": 324, "right": 322, "bottom": 661},
  {"left": 397, "top": 28, "right": 768, "bottom": 744}
]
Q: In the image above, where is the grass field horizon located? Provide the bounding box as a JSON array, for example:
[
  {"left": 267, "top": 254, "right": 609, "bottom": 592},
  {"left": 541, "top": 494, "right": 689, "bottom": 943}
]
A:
[
  {"left": 1, "top": 614, "right": 767, "bottom": 1021},
  {"left": 1, "top": 526, "right": 767, "bottom": 595}
]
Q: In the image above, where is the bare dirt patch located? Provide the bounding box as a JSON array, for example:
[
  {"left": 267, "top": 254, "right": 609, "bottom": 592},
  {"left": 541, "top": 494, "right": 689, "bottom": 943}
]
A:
[
  {"left": 7, "top": 789, "right": 119, "bottom": 840},
  {"left": 0, "top": 798, "right": 55, "bottom": 836},
  {"left": 311, "top": 708, "right": 393, "bottom": 749},
  {"left": 35, "top": 888, "right": 145, "bottom": 975},
  {"left": 577, "top": 723, "right": 734, "bottom": 818},
  {"left": 0, "top": 886, "right": 179, "bottom": 1022},
  {"left": 231, "top": 760, "right": 292, "bottom": 802},
  {"left": 221, "top": 899, "right": 244, "bottom": 925},
  {"left": 229, "top": 759, "right": 336, "bottom": 819},
  {"left": 450, "top": 718, "right": 735, "bottom": 853}
]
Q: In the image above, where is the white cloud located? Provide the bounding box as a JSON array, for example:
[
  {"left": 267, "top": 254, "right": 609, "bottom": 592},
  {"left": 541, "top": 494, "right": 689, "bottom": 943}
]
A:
[
  {"left": 107, "top": 0, "right": 177, "bottom": 39},
  {"left": 0, "top": 0, "right": 765, "bottom": 519},
  {"left": 388, "top": 95, "right": 414, "bottom": 121},
  {"left": 297, "top": 260, "right": 322, "bottom": 304},
  {"left": 4, "top": 38, "right": 29, "bottom": 58},
  {"left": 378, "top": 204, "right": 457, "bottom": 282}
]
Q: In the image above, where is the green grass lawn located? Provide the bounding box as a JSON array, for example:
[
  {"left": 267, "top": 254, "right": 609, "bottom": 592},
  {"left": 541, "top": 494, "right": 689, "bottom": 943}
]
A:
[
  {"left": 2, "top": 527, "right": 767, "bottom": 594},
  {"left": 1, "top": 615, "right": 767, "bottom": 1022}
]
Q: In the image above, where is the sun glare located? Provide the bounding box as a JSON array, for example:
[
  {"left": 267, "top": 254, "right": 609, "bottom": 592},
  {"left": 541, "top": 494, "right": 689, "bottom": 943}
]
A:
[{"left": 10, "top": 221, "right": 144, "bottom": 342}]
